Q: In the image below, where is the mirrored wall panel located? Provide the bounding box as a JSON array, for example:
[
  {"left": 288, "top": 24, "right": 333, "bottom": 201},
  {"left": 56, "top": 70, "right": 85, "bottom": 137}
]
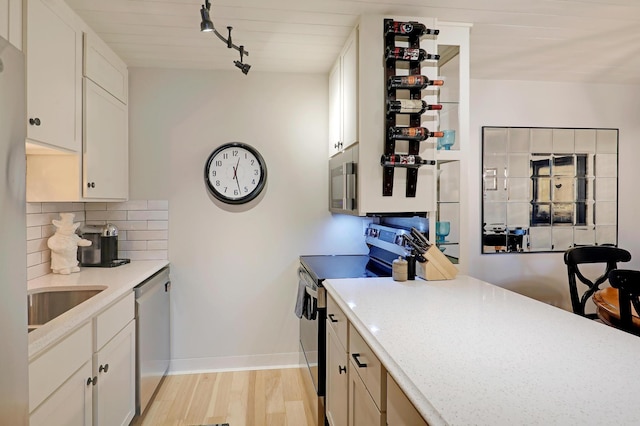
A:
[{"left": 482, "top": 126, "right": 618, "bottom": 254}]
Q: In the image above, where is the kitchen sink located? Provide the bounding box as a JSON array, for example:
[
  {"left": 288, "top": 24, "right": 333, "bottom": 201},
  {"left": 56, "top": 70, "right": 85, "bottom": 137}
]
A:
[{"left": 28, "top": 288, "right": 105, "bottom": 332}]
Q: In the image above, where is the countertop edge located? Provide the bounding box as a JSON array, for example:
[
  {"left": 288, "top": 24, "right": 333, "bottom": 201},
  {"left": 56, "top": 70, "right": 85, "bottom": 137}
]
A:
[
  {"left": 28, "top": 260, "right": 169, "bottom": 361},
  {"left": 323, "top": 278, "right": 448, "bottom": 426}
]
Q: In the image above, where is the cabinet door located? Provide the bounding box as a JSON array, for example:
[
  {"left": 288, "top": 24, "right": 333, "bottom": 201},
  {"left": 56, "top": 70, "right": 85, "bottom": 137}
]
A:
[
  {"left": 84, "top": 32, "right": 128, "bottom": 104},
  {"left": 0, "top": 0, "right": 8, "bottom": 41},
  {"left": 326, "top": 321, "right": 348, "bottom": 426},
  {"left": 93, "top": 320, "right": 136, "bottom": 426},
  {"left": 349, "top": 360, "right": 385, "bottom": 426},
  {"left": 26, "top": 0, "right": 81, "bottom": 152},
  {"left": 341, "top": 28, "right": 358, "bottom": 150},
  {"left": 83, "top": 78, "right": 128, "bottom": 200},
  {"left": 328, "top": 58, "right": 342, "bottom": 157},
  {"left": 30, "top": 361, "right": 93, "bottom": 426}
]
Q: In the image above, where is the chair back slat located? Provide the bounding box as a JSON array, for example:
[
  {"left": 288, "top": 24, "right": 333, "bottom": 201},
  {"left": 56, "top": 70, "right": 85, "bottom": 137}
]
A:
[{"left": 564, "top": 246, "right": 631, "bottom": 318}]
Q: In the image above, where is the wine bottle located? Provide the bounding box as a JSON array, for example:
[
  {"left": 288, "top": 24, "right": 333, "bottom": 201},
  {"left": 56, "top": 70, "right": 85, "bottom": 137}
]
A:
[
  {"left": 388, "top": 75, "right": 444, "bottom": 90},
  {"left": 388, "top": 126, "right": 444, "bottom": 141},
  {"left": 385, "top": 47, "right": 440, "bottom": 61},
  {"left": 384, "top": 20, "right": 439, "bottom": 37},
  {"left": 387, "top": 99, "right": 442, "bottom": 115},
  {"left": 381, "top": 154, "right": 436, "bottom": 168}
]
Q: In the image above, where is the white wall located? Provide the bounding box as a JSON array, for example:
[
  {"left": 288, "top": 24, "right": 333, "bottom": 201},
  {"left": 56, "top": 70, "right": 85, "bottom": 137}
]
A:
[
  {"left": 468, "top": 79, "right": 640, "bottom": 309},
  {"left": 129, "top": 68, "right": 368, "bottom": 372}
]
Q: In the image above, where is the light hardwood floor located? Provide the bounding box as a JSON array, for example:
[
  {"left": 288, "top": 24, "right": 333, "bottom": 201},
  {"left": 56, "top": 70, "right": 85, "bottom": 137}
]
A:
[{"left": 132, "top": 368, "right": 317, "bottom": 426}]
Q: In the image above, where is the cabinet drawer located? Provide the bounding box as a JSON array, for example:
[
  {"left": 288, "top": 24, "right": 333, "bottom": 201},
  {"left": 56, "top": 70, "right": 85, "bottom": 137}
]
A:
[
  {"left": 327, "top": 294, "right": 348, "bottom": 349},
  {"left": 29, "top": 321, "right": 92, "bottom": 411},
  {"left": 349, "top": 323, "right": 386, "bottom": 412},
  {"left": 94, "top": 292, "right": 134, "bottom": 351},
  {"left": 387, "top": 373, "right": 428, "bottom": 426}
]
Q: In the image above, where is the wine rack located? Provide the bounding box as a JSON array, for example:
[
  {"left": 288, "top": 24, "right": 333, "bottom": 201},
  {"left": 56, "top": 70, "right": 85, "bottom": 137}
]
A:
[{"left": 382, "top": 19, "right": 440, "bottom": 197}]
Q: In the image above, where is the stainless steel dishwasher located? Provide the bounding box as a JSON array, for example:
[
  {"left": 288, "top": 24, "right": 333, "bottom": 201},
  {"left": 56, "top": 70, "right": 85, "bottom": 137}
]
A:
[{"left": 134, "top": 267, "right": 171, "bottom": 416}]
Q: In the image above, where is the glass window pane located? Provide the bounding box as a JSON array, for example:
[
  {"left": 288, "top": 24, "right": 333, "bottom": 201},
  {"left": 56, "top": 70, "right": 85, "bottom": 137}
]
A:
[
  {"left": 553, "top": 155, "right": 575, "bottom": 176},
  {"left": 531, "top": 155, "right": 551, "bottom": 176},
  {"left": 532, "top": 178, "right": 551, "bottom": 202},
  {"left": 531, "top": 203, "right": 551, "bottom": 225},
  {"left": 552, "top": 177, "right": 575, "bottom": 202}
]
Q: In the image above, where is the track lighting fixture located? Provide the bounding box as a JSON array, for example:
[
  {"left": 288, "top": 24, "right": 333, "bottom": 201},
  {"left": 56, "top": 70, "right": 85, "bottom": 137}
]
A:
[{"left": 199, "top": 0, "right": 252, "bottom": 74}]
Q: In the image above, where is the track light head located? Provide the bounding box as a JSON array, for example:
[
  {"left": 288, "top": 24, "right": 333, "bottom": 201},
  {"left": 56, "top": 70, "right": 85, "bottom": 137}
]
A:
[
  {"left": 200, "top": 6, "right": 214, "bottom": 32},
  {"left": 234, "top": 61, "right": 251, "bottom": 75}
]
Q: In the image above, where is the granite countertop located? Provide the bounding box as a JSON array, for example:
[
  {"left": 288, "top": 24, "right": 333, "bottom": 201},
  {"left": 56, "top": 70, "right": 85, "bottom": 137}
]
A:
[
  {"left": 324, "top": 275, "right": 640, "bottom": 426},
  {"left": 27, "top": 260, "right": 169, "bottom": 360}
]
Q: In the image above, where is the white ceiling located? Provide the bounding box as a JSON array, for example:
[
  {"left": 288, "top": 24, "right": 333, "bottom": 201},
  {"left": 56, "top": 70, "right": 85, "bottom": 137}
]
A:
[{"left": 65, "top": 0, "right": 640, "bottom": 83}]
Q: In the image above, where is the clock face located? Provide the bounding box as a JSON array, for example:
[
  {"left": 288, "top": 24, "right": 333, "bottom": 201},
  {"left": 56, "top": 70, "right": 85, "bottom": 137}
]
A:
[{"left": 204, "top": 142, "right": 267, "bottom": 204}]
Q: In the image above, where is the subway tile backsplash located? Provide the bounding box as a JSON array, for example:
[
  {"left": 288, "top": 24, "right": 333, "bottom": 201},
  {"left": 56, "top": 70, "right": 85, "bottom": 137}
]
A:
[{"left": 26, "top": 200, "right": 169, "bottom": 280}]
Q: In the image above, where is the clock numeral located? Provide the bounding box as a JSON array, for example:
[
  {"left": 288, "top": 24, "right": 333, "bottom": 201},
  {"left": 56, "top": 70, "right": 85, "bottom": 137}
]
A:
[
  {"left": 234, "top": 189, "right": 239, "bottom": 196},
  {"left": 254, "top": 170, "right": 259, "bottom": 176},
  {"left": 233, "top": 150, "right": 239, "bottom": 156},
  {"left": 215, "top": 160, "right": 222, "bottom": 167},
  {"left": 211, "top": 170, "right": 216, "bottom": 177},
  {"left": 244, "top": 186, "right": 249, "bottom": 193},
  {"left": 215, "top": 180, "right": 221, "bottom": 186},
  {"left": 223, "top": 153, "right": 229, "bottom": 159},
  {"left": 250, "top": 159, "right": 255, "bottom": 165}
]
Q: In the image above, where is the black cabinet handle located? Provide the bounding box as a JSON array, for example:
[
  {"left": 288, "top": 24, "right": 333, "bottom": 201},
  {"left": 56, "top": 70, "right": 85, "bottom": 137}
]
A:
[
  {"left": 99, "top": 363, "right": 109, "bottom": 373},
  {"left": 352, "top": 353, "right": 367, "bottom": 368},
  {"left": 87, "top": 376, "right": 97, "bottom": 386},
  {"left": 87, "top": 182, "right": 95, "bottom": 188},
  {"left": 328, "top": 314, "right": 338, "bottom": 323},
  {"left": 339, "top": 365, "right": 346, "bottom": 374},
  {"left": 29, "top": 118, "right": 41, "bottom": 126}
]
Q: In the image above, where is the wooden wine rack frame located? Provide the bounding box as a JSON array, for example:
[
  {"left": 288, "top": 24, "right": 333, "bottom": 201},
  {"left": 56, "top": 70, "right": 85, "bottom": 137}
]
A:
[{"left": 382, "top": 19, "right": 438, "bottom": 197}]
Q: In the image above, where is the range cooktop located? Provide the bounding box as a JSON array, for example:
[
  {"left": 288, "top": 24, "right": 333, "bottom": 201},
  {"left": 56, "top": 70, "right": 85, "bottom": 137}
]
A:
[{"left": 300, "top": 255, "right": 391, "bottom": 283}]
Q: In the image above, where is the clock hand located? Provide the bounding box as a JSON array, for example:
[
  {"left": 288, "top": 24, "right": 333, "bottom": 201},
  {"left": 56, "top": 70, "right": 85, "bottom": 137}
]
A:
[{"left": 234, "top": 158, "right": 241, "bottom": 194}]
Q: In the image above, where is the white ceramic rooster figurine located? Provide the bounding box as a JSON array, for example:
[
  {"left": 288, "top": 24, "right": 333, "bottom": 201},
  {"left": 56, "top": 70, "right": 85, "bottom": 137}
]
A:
[{"left": 48, "top": 213, "right": 92, "bottom": 274}]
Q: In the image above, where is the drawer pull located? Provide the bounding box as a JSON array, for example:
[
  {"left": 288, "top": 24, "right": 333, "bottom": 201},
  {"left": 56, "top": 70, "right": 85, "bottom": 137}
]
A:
[
  {"left": 339, "top": 365, "right": 347, "bottom": 374},
  {"left": 352, "top": 353, "right": 367, "bottom": 368},
  {"left": 328, "top": 314, "right": 338, "bottom": 323},
  {"left": 87, "top": 376, "right": 97, "bottom": 386},
  {"left": 99, "top": 363, "right": 109, "bottom": 373}
]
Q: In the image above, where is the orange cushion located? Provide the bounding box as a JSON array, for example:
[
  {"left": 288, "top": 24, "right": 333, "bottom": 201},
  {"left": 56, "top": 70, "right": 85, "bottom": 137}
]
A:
[{"left": 593, "top": 287, "right": 640, "bottom": 329}]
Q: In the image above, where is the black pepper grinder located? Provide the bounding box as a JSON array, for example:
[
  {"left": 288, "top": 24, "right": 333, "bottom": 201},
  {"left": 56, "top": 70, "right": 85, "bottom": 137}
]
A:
[{"left": 406, "top": 254, "right": 416, "bottom": 280}]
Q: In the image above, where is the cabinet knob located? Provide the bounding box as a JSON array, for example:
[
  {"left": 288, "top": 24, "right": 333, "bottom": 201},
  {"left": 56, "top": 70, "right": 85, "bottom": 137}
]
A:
[
  {"left": 328, "top": 314, "right": 338, "bottom": 323},
  {"left": 334, "top": 142, "right": 343, "bottom": 149},
  {"left": 352, "top": 353, "right": 367, "bottom": 368},
  {"left": 29, "top": 118, "right": 41, "bottom": 126},
  {"left": 87, "top": 376, "right": 97, "bottom": 386},
  {"left": 87, "top": 182, "right": 96, "bottom": 188},
  {"left": 339, "top": 365, "right": 346, "bottom": 374},
  {"left": 99, "top": 363, "right": 109, "bottom": 373}
]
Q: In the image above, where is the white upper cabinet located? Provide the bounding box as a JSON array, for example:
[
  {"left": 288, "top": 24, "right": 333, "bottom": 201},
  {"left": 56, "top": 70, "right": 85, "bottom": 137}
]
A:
[
  {"left": 328, "top": 28, "right": 358, "bottom": 158},
  {"left": 25, "top": 0, "right": 82, "bottom": 152},
  {"left": 83, "top": 79, "right": 128, "bottom": 200},
  {"left": 25, "top": 0, "right": 129, "bottom": 202}
]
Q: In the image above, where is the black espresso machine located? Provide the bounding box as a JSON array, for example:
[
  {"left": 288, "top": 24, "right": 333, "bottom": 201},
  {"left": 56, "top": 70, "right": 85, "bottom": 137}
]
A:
[
  {"left": 78, "top": 223, "right": 130, "bottom": 267},
  {"left": 296, "top": 216, "right": 427, "bottom": 426}
]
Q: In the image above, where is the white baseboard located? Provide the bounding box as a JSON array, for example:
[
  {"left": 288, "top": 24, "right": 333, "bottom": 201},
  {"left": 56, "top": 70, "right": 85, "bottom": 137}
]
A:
[{"left": 168, "top": 351, "right": 304, "bottom": 375}]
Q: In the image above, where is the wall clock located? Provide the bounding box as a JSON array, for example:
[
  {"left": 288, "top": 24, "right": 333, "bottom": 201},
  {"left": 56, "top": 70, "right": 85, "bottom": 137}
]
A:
[{"left": 204, "top": 142, "right": 267, "bottom": 204}]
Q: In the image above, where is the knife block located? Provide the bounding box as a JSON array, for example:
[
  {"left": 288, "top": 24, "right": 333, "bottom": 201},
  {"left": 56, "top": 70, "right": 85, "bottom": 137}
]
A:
[{"left": 416, "top": 245, "right": 458, "bottom": 281}]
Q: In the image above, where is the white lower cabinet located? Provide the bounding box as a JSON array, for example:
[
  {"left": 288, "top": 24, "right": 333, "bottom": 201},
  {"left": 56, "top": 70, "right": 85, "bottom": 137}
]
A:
[
  {"left": 30, "top": 360, "right": 93, "bottom": 426},
  {"left": 93, "top": 320, "right": 136, "bottom": 426},
  {"left": 29, "top": 292, "right": 136, "bottom": 425}
]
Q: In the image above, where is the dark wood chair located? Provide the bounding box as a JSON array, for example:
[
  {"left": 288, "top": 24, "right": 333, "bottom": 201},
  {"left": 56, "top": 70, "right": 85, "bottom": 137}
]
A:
[
  {"left": 563, "top": 246, "right": 631, "bottom": 319},
  {"left": 594, "top": 269, "right": 640, "bottom": 335}
]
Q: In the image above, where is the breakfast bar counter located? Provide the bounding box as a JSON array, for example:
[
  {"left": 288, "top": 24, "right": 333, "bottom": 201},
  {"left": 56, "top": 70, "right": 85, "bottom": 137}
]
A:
[{"left": 323, "top": 275, "right": 640, "bottom": 425}]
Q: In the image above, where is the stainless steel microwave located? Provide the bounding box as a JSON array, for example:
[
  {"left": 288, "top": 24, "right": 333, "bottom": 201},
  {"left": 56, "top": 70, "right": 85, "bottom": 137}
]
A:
[{"left": 329, "top": 144, "right": 357, "bottom": 214}]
